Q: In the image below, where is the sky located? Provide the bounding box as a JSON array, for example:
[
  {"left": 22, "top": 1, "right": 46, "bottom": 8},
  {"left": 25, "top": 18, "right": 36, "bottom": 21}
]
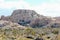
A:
[{"left": 0, "top": 0, "right": 60, "bottom": 17}]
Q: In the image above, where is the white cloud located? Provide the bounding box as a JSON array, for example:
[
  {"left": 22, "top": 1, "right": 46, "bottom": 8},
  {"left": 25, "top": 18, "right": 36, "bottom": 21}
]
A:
[
  {"left": 0, "top": 0, "right": 4, "bottom": 2},
  {"left": 30, "top": 3, "right": 60, "bottom": 17},
  {"left": 0, "top": 0, "right": 60, "bottom": 17},
  {"left": 0, "top": 0, "right": 31, "bottom": 9}
]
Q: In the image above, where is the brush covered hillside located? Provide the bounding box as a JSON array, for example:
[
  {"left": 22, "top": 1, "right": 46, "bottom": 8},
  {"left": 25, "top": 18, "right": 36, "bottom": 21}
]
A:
[{"left": 0, "top": 9, "right": 60, "bottom": 40}]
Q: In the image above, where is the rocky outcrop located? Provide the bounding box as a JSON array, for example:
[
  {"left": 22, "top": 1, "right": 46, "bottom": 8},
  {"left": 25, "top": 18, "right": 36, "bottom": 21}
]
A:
[
  {"left": 0, "top": 20, "right": 26, "bottom": 29},
  {"left": 10, "top": 9, "right": 52, "bottom": 27},
  {"left": 0, "top": 9, "right": 52, "bottom": 27},
  {"left": 10, "top": 9, "right": 39, "bottom": 22}
]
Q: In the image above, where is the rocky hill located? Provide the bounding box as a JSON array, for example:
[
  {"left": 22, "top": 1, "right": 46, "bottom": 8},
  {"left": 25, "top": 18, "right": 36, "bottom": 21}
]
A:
[{"left": 1, "top": 9, "right": 60, "bottom": 28}]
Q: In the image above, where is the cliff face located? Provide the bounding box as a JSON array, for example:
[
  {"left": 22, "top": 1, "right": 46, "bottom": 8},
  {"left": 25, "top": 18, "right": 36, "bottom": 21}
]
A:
[
  {"left": 9, "top": 9, "right": 40, "bottom": 26},
  {"left": 10, "top": 9, "right": 39, "bottom": 22}
]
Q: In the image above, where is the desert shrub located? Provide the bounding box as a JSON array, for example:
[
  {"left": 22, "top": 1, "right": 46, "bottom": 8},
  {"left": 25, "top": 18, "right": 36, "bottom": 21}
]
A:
[
  {"left": 52, "top": 29, "right": 59, "bottom": 34},
  {"left": 12, "top": 29, "right": 18, "bottom": 38},
  {"left": 25, "top": 28, "right": 36, "bottom": 36},
  {"left": 4, "top": 28, "right": 12, "bottom": 36},
  {"left": 35, "top": 37, "right": 43, "bottom": 40},
  {"left": 39, "top": 33, "right": 46, "bottom": 37}
]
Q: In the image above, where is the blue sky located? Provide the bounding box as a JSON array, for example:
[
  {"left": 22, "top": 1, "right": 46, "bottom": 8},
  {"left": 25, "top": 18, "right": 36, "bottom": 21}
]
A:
[{"left": 0, "top": 0, "right": 60, "bottom": 17}]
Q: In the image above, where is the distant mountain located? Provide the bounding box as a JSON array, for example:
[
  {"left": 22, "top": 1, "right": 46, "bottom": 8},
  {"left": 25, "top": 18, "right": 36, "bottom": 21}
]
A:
[
  {"left": 10, "top": 9, "right": 52, "bottom": 27},
  {"left": 1, "top": 9, "right": 60, "bottom": 28}
]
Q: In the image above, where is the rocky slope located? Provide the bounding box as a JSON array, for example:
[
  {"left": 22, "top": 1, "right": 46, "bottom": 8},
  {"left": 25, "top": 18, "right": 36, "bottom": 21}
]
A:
[{"left": 0, "top": 20, "right": 26, "bottom": 29}]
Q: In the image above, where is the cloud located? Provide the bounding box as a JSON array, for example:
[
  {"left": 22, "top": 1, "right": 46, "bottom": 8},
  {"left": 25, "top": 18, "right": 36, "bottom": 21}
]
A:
[
  {"left": 5, "top": 0, "right": 20, "bottom": 1},
  {"left": 0, "top": 0, "right": 60, "bottom": 17},
  {"left": 0, "top": 0, "right": 31, "bottom": 9},
  {"left": 30, "top": 3, "right": 60, "bottom": 17}
]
